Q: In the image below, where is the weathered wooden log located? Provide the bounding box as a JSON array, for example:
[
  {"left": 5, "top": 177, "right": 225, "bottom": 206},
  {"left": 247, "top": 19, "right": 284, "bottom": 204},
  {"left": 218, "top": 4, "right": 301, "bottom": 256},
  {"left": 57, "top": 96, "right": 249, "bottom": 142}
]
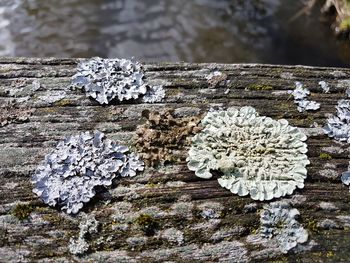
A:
[{"left": 0, "top": 57, "right": 350, "bottom": 262}]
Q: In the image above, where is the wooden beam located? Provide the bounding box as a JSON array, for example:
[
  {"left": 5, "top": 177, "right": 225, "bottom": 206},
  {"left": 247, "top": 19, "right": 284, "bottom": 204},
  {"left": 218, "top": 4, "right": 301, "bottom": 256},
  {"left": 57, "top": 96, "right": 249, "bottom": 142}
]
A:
[{"left": 0, "top": 57, "right": 349, "bottom": 262}]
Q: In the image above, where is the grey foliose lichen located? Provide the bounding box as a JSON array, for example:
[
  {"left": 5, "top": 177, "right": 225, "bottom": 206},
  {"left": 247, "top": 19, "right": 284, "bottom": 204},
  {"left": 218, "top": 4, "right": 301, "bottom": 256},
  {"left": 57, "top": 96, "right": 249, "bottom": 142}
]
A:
[
  {"left": 324, "top": 100, "right": 350, "bottom": 142},
  {"left": 259, "top": 201, "right": 308, "bottom": 253},
  {"left": 187, "top": 106, "right": 310, "bottom": 201},
  {"left": 289, "top": 82, "right": 320, "bottom": 112},
  {"left": 142, "top": 85, "right": 165, "bottom": 103},
  {"left": 341, "top": 162, "right": 350, "bottom": 191},
  {"left": 32, "top": 131, "right": 144, "bottom": 214},
  {"left": 71, "top": 57, "right": 164, "bottom": 104},
  {"left": 72, "top": 57, "right": 146, "bottom": 104},
  {"left": 319, "top": 81, "right": 330, "bottom": 93},
  {"left": 69, "top": 214, "right": 99, "bottom": 255},
  {"left": 346, "top": 88, "right": 350, "bottom": 98}
]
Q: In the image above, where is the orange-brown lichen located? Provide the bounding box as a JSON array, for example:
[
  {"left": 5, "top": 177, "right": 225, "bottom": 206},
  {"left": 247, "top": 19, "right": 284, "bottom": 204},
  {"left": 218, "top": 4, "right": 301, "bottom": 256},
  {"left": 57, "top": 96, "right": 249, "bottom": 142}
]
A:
[
  {"left": 134, "top": 109, "right": 202, "bottom": 167},
  {"left": 0, "top": 101, "right": 33, "bottom": 127}
]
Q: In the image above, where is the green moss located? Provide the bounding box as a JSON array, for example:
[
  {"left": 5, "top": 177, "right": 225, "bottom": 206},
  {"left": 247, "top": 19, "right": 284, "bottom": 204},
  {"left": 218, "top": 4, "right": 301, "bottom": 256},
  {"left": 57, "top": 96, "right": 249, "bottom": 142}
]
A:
[
  {"left": 326, "top": 251, "right": 335, "bottom": 258},
  {"left": 319, "top": 153, "right": 332, "bottom": 160},
  {"left": 135, "top": 214, "right": 158, "bottom": 236},
  {"left": 53, "top": 98, "right": 73, "bottom": 106},
  {"left": 270, "top": 257, "right": 289, "bottom": 263},
  {"left": 41, "top": 213, "right": 65, "bottom": 225},
  {"left": 12, "top": 203, "right": 34, "bottom": 220},
  {"left": 247, "top": 84, "right": 273, "bottom": 90},
  {"left": 146, "top": 183, "right": 159, "bottom": 188},
  {"left": 339, "top": 17, "right": 350, "bottom": 31},
  {"left": 166, "top": 88, "right": 183, "bottom": 96},
  {"left": 290, "top": 114, "right": 314, "bottom": 127},
  {"left": 306, "top": 219, "right": 319, "bottom": 233}
]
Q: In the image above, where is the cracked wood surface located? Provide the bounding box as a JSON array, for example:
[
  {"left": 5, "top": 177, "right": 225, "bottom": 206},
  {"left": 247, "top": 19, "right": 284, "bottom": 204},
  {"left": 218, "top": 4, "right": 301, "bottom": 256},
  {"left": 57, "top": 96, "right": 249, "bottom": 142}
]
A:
[{"left": 0, "top": 57, "right": 350, "bottom": 262}]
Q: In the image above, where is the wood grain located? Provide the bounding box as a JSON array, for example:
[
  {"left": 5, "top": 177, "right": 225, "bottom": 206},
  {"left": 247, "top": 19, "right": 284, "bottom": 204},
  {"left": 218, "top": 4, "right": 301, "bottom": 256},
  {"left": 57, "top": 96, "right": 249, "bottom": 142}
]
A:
[{"left": 0, "top": 57, "right": 350, "bottom": 262}]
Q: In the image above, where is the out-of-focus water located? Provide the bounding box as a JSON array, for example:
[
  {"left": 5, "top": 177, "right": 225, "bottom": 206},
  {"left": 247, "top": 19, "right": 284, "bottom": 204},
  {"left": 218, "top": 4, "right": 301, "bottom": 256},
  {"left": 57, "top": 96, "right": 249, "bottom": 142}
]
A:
[{"left": 0, "top": 0, "right": 349, "bottom": 67}]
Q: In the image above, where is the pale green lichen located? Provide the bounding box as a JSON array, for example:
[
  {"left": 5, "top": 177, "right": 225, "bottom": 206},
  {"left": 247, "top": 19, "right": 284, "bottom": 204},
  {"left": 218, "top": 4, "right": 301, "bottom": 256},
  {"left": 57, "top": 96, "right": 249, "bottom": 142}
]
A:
[{"left": 187, "top": 106, "right": 309, "bottom": 201}]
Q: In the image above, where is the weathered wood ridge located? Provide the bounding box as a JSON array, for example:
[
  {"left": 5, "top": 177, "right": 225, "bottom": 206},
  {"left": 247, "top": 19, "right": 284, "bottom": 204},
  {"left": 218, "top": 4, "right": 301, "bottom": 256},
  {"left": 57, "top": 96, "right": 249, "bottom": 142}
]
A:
[{"left": 0, "top": 57, "right": 350, "bottom": 262}]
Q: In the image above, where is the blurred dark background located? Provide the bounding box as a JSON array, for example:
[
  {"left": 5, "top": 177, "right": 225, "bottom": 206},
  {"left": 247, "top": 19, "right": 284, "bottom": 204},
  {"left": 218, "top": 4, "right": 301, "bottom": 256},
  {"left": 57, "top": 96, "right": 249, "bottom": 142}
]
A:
[{"left": 0, "top": 0, "right": 349, "bottom": 67}]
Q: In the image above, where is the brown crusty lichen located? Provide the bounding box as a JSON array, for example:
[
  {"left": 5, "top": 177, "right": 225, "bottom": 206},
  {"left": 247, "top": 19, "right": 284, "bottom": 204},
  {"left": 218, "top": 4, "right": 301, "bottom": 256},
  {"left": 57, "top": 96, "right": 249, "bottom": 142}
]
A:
[{"left": 134, "top": 109, "right": 202, "bottom": 167}]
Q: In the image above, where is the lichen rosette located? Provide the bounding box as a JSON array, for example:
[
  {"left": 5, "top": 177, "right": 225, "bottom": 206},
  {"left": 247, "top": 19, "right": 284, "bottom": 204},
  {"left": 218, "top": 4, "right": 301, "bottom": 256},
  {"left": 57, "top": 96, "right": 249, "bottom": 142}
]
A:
[
  {"left": 187, "top": 106, "right": 309, "bottom": 201},
  {"left": 71, "top": 57, "right": 165, "bottom": 105},
  {"left": 32, "top": 131, "right": 144, "bottom": 214},
  {"left": 71, "top": 57, "right": 148, "bottom": 104}
]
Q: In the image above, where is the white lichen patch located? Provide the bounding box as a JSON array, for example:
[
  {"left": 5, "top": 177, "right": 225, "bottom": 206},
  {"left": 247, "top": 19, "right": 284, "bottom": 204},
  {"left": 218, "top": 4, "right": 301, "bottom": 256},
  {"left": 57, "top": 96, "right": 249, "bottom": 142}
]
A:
[
  {"left": 206, "top": 71, "right": 223, "bottom": 81},
  {"left": 71, "top": 57, "right": 164, "bottom": 104},
  {"left": 38, "top": 91, "right": 66, "bottom": 104},
  {"left": 258, "top": 201, "right": 308, "bottom": 253},
  {"left": 321, "top": 146, "right": 346, "bottom": 155},
  {"left": 319, "top": 81, "right": 330, "bottom": 93},
  {"left": 346, "top": 88, "right": 350, "bottom": 98},
  {"left": 317, "top": 219, "right": 339, "bottom": 230},
  {"left": 243, "top": 203, "right": 257, "bottom": 213},
  {"left": 169, "top": 200, "right": 194, "bottom": 219},
  {"left": 31, "top": 131, "right": 144, "bottom": 214},
  {"left": 337, "top": 79, "right": 350, "bottom": 88},
  {"left": 288, "top": 82, "right": 320, "bottom": 112},
  {"left": 69, "top": 214, "right": 99, "bottom": 255},
  {"left": 0, "top": 247, "right": 31, "bottom": 263},
  {"left": 336, "top": 215, "right": 350, "bottom": 227},
  {"left": 165, "top": 181, "right": 187, "bottom": 188},
  {"left": 318, "top": 201, "right": 339, "bottom": 211},
  {"left": 0, "top": 214, "right": 29, "bottom": 232},
  {"left": 197, "top": 202, "right": 224, "bottom": 219},
  {"left": 142, "top": 85, "right": 165, "bottom": 103},
  {"left": 126, "top": 236, "right": 148, "bottom": 248},
  {"left": 187, "top": 106, "right": 310, "bottom": 201},
  {"left": 290, "top": 195, "right": 307, "bottom": 205},
  {"left": 341, "top": 162, "right": 350, "bottom": 191},
  {"left": 280, "top": 72, "right": 294, "bottom": 80},
  {"left": 110, "top": 183, "right": 146, "bottom": 201},
  {"left": 139, "top": 240, "right": 248, "bottom": 262},
  {"left": 324, "top": 100, "right": 350, "bottom": 142},
  {"left": 191, "top": 219, "right": 221, "bottom": 231},
  {"left": 299, "top": 127, "right": 325, "bottom": 138},
  {"left": 86, "top": 250, "right": 134, "bottom": 262},
  {"left": 331, "top": 70, "right": 347, "bottom": 77},
  {"left": 205, "top": 70, "right": 228, "bottom": 87},
  {"left": 2, "top": 182, "right": 18, "bottom": 190},
  {"left": 210, "top": 226, "right": 246, "bottom": 242},
  {"left": 110, "top": 201, "right": 133, "bottom": 222},
  {"left": 31, "top": 79, "right": 42, "bottom": 92},
  {"left": 139, "top": 206, "right": 167, "bottom": 218},
  {"left": 318, "top": 169, "right": 339, "bottom": 179},
  {"left": 160, "top": 228, "right": 184, "bottom": 245}
]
